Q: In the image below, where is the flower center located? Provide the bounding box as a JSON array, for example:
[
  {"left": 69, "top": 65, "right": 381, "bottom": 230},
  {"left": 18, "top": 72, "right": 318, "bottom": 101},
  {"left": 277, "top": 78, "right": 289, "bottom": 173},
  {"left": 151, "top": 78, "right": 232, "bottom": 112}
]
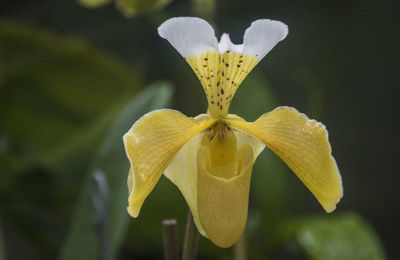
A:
[
  {"left": 187, "top": 51, "right": 258, "bottom": 118},
  {"left": 200, "top": 120, "right": 239, "bottom": 179}
]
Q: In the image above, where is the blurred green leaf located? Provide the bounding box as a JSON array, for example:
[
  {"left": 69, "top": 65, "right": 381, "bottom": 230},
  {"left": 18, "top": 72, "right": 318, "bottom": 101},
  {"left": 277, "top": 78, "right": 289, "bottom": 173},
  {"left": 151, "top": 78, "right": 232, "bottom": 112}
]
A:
[
  {"left": 116, "top": 0, "right": 173, "bottom": 17},
  {"left": 229, "top": 72, "right": 279, "bottom": 121},
  {"left": 0, "top": 22, "right": 148, "bottom": 258},
  {"left": 59, "top": 82, "right": 174, "bottom": 260},
  {"left": 281, "top": 212, "right": 386, "bottom": 260},
  {"left": 0, "top": 21, "right": 142, "bottom": 169},
  {"left": 78, "top": 0, "right": 112, "bottom": 8},
  {"left": 192, "top": 0, "right": 216, "bottom": 20},
  {"left": 292, "top": 67, "right": 324, "bottom": 119}
]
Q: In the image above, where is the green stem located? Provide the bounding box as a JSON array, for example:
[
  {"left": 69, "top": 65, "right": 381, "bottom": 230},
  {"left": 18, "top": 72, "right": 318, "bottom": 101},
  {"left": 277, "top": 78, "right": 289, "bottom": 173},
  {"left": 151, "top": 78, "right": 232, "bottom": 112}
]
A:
[
  {"left": 162, "top": 219, "right": 179, "bottom": 260},
  {"left": 182, "top": 210, "right": 199, "bottom": 260},
  {"left": 233, "top": 235, "right": 247, "bottom": 260},
  {"left": 0, "top": 219, "right": 5, "bottom": 260}
]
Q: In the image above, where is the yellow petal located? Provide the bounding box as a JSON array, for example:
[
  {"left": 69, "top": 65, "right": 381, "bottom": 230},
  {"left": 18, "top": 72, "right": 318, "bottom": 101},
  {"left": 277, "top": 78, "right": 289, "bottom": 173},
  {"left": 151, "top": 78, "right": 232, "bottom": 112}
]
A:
[
  {"left": 197, "top": 144, "right": 254, "bottom": 248},
  {"left": 164, "top": 115, "right": 264, "bottom": 238},
  {"left": 186, "top": 52, "right": 258, "bottom": 118},
  {"left": 227, "top": 107, "right": 343, "bottom": 212},
  {"left": 163, "top": 131, "right": 206, "bottom": 236},
  {"left": 230, "top": 114, "right": 265, "bottom": 159},
  {"left": 123, "top": 109, "right": 214, "bottom": 217}
]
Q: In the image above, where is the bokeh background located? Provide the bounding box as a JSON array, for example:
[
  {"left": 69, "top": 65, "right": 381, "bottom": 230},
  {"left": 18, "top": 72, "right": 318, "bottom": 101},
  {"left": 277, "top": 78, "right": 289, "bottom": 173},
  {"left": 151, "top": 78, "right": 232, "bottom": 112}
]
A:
[{"left": 0, "top": 0, "right": 398, "bottom": 259}]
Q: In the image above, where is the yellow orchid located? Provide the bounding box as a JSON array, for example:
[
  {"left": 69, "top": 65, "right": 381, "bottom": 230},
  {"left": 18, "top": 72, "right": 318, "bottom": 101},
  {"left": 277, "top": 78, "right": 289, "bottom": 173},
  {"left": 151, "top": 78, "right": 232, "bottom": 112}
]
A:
[{"left": 123, "top": 17, "right": 343, "bottom": 248}]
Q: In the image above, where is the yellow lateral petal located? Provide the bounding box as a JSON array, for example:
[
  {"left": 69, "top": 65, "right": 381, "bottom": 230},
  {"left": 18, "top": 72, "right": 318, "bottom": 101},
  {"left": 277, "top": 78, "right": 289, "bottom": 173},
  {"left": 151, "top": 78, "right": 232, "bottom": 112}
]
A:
[
  {"left": 123, "top": 109, "right": 214, "bottom": 217},
  {"left": 163, "top": 132, "right": 206, "bottom": 236},
  {"left": 197, "top": 144, "right": 254, "bottom": 248},
  {"left": 227, "top": 107, "right": 343, "bottom": 212},
  {"left": 230, "top": 114, "right": 266, "bottom": 159}
]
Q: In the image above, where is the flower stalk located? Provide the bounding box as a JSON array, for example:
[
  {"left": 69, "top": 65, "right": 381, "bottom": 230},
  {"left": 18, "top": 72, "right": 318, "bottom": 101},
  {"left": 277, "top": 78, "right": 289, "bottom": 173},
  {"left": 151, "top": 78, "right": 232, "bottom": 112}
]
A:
[
  {"left": 233, "top": 235, "right": 247, "bottom": 260},
  {"left": 182, "top": 210, "right": 199, "bottom": 260},
  {"left": 162, "top": 219, "right": 179, "bottom": 260}
]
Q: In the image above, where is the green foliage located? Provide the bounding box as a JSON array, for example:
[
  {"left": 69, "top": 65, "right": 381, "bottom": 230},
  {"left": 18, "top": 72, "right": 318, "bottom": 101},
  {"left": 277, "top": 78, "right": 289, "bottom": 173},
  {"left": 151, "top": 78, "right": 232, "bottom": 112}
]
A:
[
  {"left": 60, "top": 82, "right": 174, "bottom": 260},
  {"left": 230, "top": 72, "right": 279, "bottom": 121},
  {"left": 116, "top": 0, "right": 173, "bottom": 17},
  {"left": 77, "top": 0, "right": 173, "bottom": 17},
  {"left": 0, "top": 22, "right": 142, "bottom": 171},
  {"left": 0, "top": 21, "right": 149, "bottom": 259},
  {"left": 77, "top": 0, "right": 112, "bottom": 8},
  {"left": 280, "top": 212, "right": 386, "bottom": 260},
  {"left": 192, "top": 0, "right": 216, "bottom": 20}
]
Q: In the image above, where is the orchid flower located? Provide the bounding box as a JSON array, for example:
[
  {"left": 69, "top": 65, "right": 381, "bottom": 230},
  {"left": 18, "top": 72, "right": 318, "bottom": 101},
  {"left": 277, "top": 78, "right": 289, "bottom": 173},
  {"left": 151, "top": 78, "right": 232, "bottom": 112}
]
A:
[{"left": 123, "top": 17, "right": 343, "bottom": 248}]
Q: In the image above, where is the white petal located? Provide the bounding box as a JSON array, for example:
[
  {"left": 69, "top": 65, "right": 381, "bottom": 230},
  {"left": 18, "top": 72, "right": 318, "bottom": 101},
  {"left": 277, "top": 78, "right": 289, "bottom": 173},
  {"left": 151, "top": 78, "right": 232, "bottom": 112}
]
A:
[
  {"left": 218, "top": 33, "right": 232, "bottom": 54},
  {"left": 158, "top": 17, "right": 219, "bottom": 57},
  {"left": 243, "top": 19, "right": 288, "bottom": 60},
  {"left": 218, "top": 33, "right": 244, "bottom": 54}
]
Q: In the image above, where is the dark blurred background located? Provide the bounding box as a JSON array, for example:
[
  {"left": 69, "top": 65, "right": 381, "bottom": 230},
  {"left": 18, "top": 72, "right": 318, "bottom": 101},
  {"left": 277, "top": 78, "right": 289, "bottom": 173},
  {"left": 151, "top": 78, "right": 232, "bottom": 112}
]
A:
[{"left": 0, "top": 0, "right": 398, "bottom": 259}]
